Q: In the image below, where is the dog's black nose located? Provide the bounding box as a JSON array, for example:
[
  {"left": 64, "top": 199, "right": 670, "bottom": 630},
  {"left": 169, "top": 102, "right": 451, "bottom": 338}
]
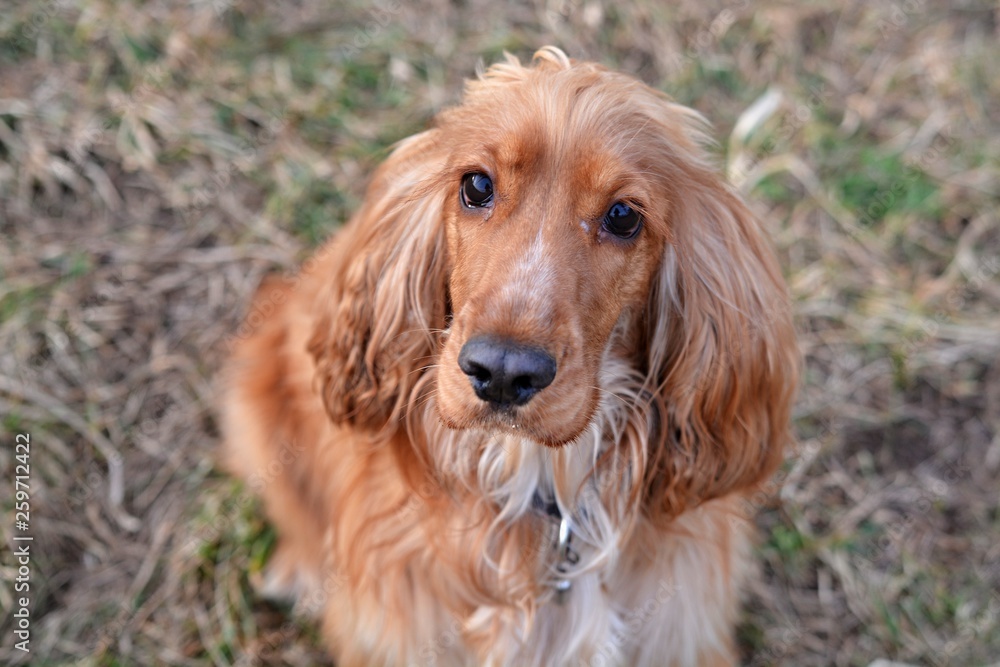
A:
[{"left": 458, "top": 337, "right": 557, "bottom": 407}]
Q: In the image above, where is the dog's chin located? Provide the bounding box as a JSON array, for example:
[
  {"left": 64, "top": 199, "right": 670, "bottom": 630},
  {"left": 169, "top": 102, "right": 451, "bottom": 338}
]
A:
[{"left": 436, "top": 388, "right": 596, "bottom": 448}]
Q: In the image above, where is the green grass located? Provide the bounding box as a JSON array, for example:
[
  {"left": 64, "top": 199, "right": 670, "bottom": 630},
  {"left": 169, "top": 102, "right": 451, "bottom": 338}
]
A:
[
  {"left": 836, "top": 148, "right": 941, "bottom": 225},
  {"left": 123, "top": 32, "right": 162, "bottom": 64},
  {"left": 764, "top": 524, "right": 812, "bottom": 567}
]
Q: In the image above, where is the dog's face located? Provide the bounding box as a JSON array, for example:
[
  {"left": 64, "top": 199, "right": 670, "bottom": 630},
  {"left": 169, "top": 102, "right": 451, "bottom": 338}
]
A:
[
  {"left": 434, "top": 67, "right": 675, "bottom": 446},
  {"left": 310, "top": 49, "right": 796, "bottom": 515}
]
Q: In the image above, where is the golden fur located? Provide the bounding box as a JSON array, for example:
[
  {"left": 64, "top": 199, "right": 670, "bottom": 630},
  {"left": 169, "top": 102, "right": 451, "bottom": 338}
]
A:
[{"left": 220, "top": 47, "right": 799, "bottom": 666}]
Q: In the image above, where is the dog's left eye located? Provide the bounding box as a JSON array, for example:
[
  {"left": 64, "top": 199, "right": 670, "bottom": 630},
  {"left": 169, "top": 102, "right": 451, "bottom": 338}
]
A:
[
  {"left": 461, "top": 173, "right": 494, "bottom": 208},
  {"left": 602, "top": 202, "right": 642, "bottom": 239}
]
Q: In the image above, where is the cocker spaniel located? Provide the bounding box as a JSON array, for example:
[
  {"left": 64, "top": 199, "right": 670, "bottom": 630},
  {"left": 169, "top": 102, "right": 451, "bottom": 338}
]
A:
[{"left": 221, "top": 47, "right": 799, "bottom": 667}]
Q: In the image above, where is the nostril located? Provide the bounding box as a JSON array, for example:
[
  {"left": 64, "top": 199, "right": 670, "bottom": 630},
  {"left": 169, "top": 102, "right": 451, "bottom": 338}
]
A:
[
  {"left": 511, "top": 375, "right": 533, "bottom": 392},
  {"left": 523, "top": 356, "right": 556, "bottom": 391},
  {"left": 458, "top": 342, "right": 498, "bottom": 383}
]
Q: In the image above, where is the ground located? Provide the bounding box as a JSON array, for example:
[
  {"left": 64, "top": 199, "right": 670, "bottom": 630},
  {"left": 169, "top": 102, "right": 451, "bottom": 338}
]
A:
[{"left": 1, "top": 1, "right": 998, "bottom": 665}]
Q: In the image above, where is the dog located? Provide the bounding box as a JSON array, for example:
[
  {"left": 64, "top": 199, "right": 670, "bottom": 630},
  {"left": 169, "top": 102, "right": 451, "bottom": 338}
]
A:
[{"left": 221, "top": 46, "right": 799, "bottom": 667}]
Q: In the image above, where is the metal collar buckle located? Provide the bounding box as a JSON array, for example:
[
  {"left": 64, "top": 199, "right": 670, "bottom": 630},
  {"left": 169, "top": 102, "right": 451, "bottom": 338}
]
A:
[
  {"left": 531, "top": 492, "right": 581, "bottom": 604},
  {"left": 553, "top": 514, "right": 580, "bottom": 604}
]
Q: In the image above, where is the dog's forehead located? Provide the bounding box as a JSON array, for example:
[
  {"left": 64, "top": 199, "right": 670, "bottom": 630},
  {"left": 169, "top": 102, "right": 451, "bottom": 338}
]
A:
[
  {"left": 447, "top": 67, "right": 680, "bottom": 180},
  {"left": 494, "top": 82, "right": 650, "bottom": 150}
]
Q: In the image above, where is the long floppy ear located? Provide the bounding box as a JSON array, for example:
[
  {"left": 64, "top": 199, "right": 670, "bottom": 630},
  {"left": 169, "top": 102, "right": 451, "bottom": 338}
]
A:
[
  {"left": 643, "top": 139, "right": 800, "bottom": 520},
  {"left": 308, "top": 131, "right": 450, "bottom": 431}
]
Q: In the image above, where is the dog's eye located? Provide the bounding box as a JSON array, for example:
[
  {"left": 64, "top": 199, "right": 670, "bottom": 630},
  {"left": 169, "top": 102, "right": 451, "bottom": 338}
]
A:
[
  {"left": 461, "top": 173, "right": 494, "bottom": 208},
  {"left": 602, "top": 202, "right": 642, "bottom": 239}
]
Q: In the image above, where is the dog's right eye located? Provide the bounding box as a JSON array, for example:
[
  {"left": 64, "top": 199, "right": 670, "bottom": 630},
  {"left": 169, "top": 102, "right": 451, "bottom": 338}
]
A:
[{"left": 461, "top": 173, "right": 494, "bottom": 208}]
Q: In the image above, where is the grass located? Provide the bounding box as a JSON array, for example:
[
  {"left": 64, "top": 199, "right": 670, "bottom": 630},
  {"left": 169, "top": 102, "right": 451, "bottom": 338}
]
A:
[{"left": 1, "top": 0, "right": 999, "bottom": 665}]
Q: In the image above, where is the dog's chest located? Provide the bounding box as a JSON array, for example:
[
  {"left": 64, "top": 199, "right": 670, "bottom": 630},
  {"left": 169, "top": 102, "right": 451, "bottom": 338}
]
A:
[
  {"left": 451, "top": 431, "right": 638, "bottom": 660},
  {"left": 468, "top": 509, "right": 637, "bottom": 667}
]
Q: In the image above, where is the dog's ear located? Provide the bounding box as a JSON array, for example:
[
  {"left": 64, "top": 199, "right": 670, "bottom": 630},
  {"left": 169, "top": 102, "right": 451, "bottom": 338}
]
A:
[
  {"left": 642, "top": 147, "right": 800, "bottom": 520},
  {"left": 308, "top": 131, "right": 450, "bottom": 431}
]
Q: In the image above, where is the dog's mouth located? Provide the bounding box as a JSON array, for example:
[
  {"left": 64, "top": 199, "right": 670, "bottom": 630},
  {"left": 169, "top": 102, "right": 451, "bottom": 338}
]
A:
[
  {"left": 438, "top": 401, "right": 590, "bottom": 448},
  {"left": 467, "top": 404, "right": 534, "bottom": 434}
]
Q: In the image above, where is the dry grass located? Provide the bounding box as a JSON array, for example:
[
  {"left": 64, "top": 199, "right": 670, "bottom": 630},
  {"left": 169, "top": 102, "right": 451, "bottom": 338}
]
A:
[{"left": 1, "top": 1, "right": 998, "bottom": 665}]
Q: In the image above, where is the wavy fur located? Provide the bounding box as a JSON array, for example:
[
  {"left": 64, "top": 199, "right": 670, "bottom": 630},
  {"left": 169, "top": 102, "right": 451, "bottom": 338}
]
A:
[{"left": 221, "top": 46, "right": 799, "bottom": 667}]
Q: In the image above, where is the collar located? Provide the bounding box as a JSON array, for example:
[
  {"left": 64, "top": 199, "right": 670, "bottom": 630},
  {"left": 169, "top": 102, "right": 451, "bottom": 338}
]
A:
[
  {"left": 531, "top": 491, "right": 562, "bottom": 520},
  {"left": 531, "top": 491, "right": 580, "bottom": 603}
]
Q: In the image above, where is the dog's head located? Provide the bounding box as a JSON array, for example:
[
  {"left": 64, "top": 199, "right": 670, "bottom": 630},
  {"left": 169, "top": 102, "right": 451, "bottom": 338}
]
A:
[{"left": 310, "top": 47, "right": 798, "bottom": 515}]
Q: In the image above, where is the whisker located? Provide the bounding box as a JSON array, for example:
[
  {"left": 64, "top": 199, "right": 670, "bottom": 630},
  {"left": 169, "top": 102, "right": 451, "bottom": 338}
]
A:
[
  {"left": 407, "top": 363, "right": 440, "bottom": 379},
  {"left": 589, "top": 385, "right": 631, "bottom": 408},
  {"left": 387, "top": 327, "right": 450, "bottom": 345},
  {"left": 414, "top": 389, "right": 439, "bottom": 411}
]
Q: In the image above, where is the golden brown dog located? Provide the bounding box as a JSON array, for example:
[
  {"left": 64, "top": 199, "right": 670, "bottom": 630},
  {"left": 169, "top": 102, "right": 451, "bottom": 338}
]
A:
[{"left": 221, "top": 46, "right": 799, "bottom": 666}]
